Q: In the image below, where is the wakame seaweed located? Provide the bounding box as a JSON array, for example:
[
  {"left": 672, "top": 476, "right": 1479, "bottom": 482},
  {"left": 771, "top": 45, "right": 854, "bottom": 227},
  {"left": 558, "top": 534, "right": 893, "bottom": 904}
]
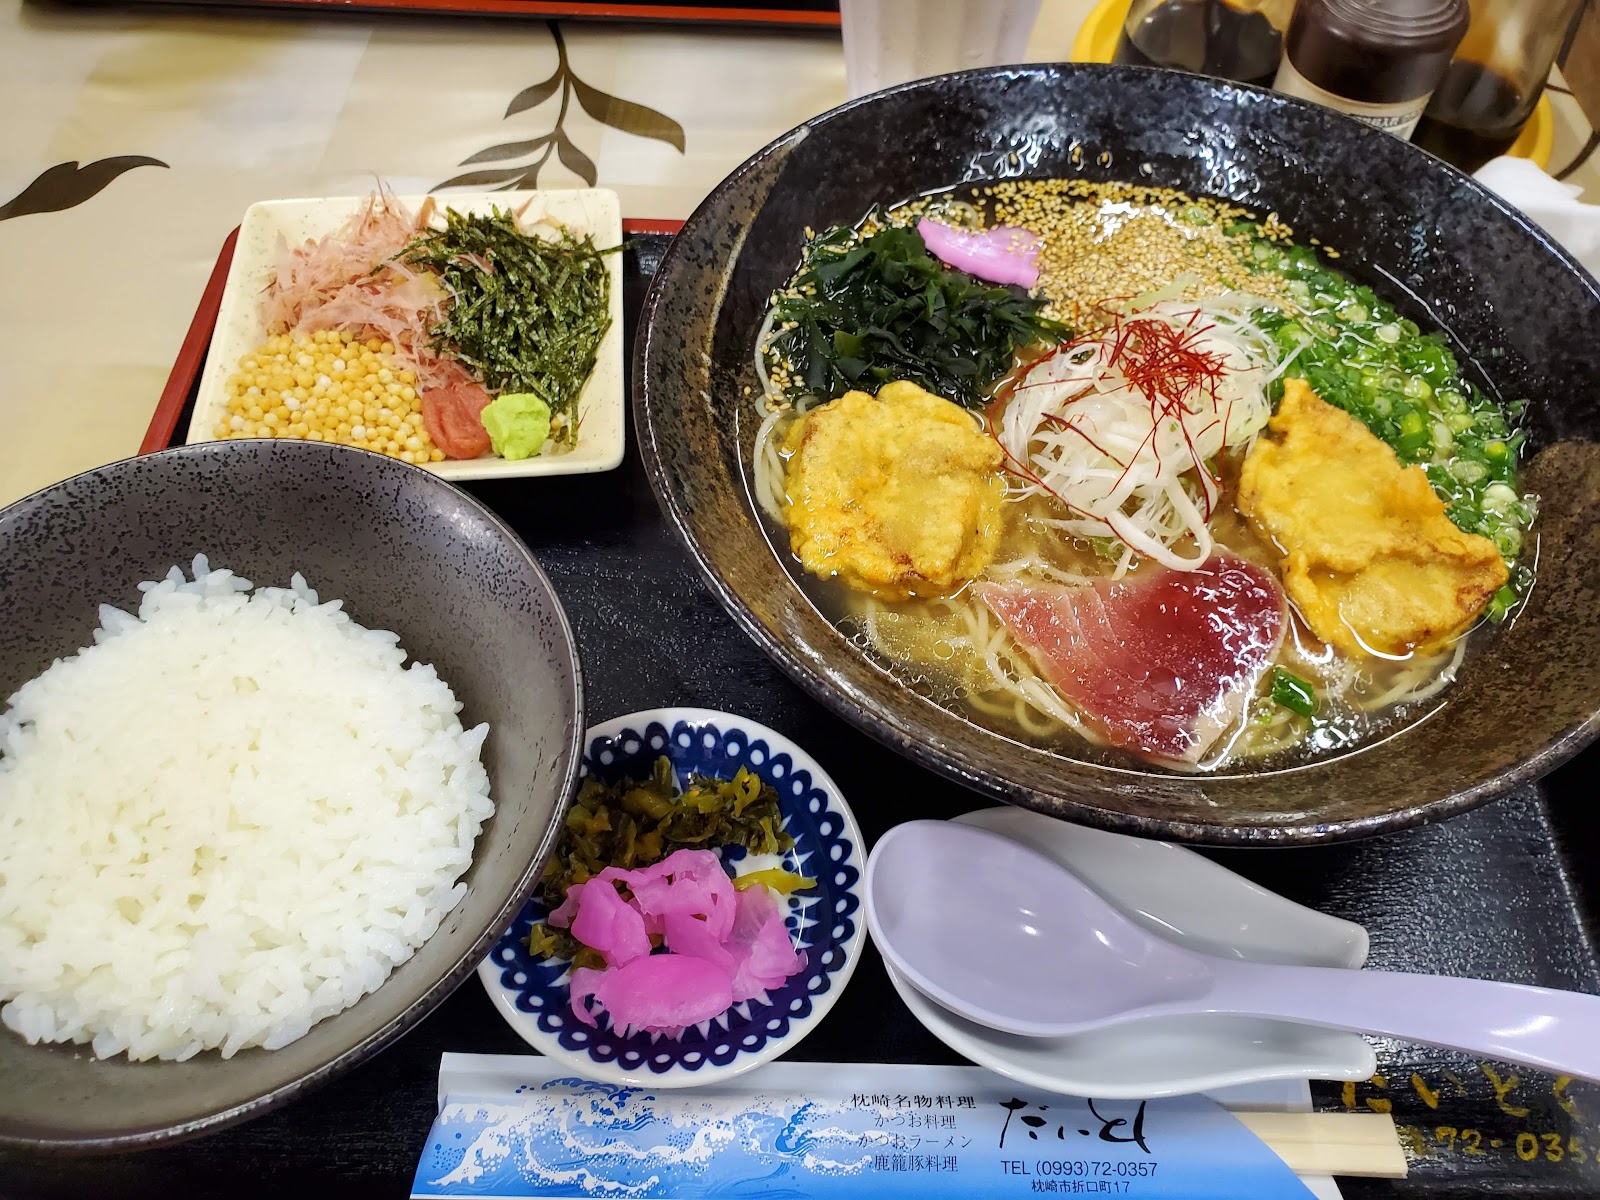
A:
[
  {"left": 765, "top": 224, "right": 1067, "bottom": 409},
  {"left": 396, "top": 208, "right": 615, "bottom": 441}
]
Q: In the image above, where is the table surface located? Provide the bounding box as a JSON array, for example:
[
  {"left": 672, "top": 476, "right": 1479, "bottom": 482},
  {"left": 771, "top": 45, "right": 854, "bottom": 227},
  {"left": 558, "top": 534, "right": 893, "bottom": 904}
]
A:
[{"left": 3, "top": 235, "right": 1600, "bottom": 1199}]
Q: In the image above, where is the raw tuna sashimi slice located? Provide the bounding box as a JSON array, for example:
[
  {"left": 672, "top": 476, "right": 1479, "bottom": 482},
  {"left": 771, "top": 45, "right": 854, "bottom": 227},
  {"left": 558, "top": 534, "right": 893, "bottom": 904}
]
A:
[{"left": 979, "top": 555, "right": 1286, "bottom": 764}]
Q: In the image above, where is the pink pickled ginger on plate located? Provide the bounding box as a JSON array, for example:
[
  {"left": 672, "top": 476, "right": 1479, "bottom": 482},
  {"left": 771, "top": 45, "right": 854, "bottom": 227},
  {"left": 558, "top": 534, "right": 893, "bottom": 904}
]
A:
[
  {"left": 568, "top": 955, "right": 734, "bottom": 1038},
  {"left": 725, "top": 884, "right": 806, "bottom": 1003},
  {"left": 627, "top": 848, "right": 738, "bottom": 941},
  {"left": 556, "top": 877, "right": 651, "bottom": 969},
  {"left": 550, "top": 848, "right": 807, "bottom": 1036},
  {"left": 917, "top": 218, "right": 1041, "bottom": 289}
]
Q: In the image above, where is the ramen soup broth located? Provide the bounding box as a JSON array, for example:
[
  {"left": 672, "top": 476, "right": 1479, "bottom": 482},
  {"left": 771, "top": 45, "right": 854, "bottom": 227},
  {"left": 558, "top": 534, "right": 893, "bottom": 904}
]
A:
[
  {"left": 755, "top": 435, "right": 1462, "bottom": 773},
  {"left": 745, "top": 181, "right": 1531, "bottom": 774}
]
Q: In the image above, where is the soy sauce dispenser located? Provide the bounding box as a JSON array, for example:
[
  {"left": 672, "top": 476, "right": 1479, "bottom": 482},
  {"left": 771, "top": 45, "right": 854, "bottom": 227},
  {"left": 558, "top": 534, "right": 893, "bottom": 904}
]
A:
[
  {"left": 1412, "top": 0, "right": 1589, "bottom": 171},
  {"left": 1114, "top": 0, "right": 1297, "bottom": 88},
  {"left": 1273, "top": 0, "right": 1470, "bottom": 140}
]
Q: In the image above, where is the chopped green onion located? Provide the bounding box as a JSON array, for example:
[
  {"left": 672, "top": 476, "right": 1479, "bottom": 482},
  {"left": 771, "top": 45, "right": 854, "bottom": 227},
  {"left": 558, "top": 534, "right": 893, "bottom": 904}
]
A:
[
  {"left": 1482, "top": 482, "right": 1518, "bottom": 511},
  {"left": 1270, "top": 668, "right": 1319, "bottom": 718},
  {"left": 1493, "top": 527, "right": 1522, "bottom": 558},
  {"left": 1247, "top": 229, "right": 1534, "bottom": 615},
  {"left": 1486, "top": 584, "right": 1519, "bottom": 623}
]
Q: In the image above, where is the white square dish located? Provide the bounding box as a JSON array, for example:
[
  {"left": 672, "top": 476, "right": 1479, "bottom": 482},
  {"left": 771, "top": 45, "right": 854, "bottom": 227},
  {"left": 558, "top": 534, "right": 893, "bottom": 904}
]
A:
[{"left": 187, "top": 190, "right": 626, "bottom": 479}]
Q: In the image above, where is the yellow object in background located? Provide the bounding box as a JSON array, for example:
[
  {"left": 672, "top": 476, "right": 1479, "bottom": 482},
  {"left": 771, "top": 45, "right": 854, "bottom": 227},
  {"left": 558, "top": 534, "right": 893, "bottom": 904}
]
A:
[{"left": 1072, "top": 0, "right": 1553, "bottom": 168}]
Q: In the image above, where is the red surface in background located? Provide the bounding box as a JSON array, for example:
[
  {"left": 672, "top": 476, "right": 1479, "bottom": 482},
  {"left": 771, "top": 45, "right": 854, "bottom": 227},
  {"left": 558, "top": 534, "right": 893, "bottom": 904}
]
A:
[
  {"left": 114, "top": 1, "right": 839, "bottom": 24},
  {"left": 312, "top": 0, "right": 838, "bottom": 21}
]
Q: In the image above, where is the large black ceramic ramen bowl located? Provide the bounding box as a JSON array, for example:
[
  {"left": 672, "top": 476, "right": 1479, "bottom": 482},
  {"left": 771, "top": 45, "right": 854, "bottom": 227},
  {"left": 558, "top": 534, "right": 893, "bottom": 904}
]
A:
[
  {"left": 0, "top": 440, "right": 584, "bottom": 1148},
  {"left": 634, "top": 64, "right": 1600, "bottom": 845}
]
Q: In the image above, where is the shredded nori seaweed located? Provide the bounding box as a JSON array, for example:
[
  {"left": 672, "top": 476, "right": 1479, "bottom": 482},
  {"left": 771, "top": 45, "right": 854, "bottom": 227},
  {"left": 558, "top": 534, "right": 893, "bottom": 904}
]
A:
[{"left": 395, "top": 207, "right": 615, "bottom": 443}]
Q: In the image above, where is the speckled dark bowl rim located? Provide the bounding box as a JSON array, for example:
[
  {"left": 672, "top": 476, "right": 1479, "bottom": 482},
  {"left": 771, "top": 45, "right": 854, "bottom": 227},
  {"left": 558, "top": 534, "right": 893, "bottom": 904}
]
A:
[
  {"left": 0, "top": 440, "right": 586, "bottom": 1152},
  {"left": 633, "top": 63, "right": 1600, "bottom": 846}
]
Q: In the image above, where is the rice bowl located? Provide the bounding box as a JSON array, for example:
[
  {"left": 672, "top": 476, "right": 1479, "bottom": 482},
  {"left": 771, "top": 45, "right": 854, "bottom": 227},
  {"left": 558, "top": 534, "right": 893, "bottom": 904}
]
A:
[
  {"left": 0, "top": 439, "right": 579, "bottom": 1148},
  {"left": 0, "top": 556, "right": 493, "bottom": 1063}
]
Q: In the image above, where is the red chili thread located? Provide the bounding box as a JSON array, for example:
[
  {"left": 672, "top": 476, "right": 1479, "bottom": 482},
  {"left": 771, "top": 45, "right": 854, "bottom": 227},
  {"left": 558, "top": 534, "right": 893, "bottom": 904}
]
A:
[{"left": 990, "top": 310, "right": 1233, "bottom": 523}]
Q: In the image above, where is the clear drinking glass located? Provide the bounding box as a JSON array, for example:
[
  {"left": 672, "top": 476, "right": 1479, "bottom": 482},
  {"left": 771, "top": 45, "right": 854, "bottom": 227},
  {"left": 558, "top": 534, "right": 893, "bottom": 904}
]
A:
[{"left": 840, "top": 0, "right": 1044, "bottom": 100}]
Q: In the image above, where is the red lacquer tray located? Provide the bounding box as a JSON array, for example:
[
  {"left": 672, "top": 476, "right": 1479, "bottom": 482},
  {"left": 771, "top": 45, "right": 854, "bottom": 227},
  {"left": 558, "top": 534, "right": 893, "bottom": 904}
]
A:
[{"left": 72, "top": 0, "right": 838, "bottom": 25}]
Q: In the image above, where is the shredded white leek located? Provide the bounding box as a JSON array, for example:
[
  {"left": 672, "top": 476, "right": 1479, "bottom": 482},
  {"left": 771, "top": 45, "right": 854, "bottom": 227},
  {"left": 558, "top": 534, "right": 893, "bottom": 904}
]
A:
[{"left": 996, "top": 296, "right": 1301, "bottom": 571}]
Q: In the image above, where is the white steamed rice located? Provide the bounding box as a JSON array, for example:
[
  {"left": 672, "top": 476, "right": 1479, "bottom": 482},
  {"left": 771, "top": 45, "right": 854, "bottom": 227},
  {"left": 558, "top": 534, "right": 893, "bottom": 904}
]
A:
[{"left": 0, "top": 556, "right": 492, "bottom": 1062}]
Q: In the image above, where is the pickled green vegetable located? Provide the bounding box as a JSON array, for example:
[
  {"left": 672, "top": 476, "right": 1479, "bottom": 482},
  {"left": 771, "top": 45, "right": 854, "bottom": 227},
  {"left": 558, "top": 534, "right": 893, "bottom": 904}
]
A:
[{"left": 731, "top": 868, "right": 816, "bottom": 894}]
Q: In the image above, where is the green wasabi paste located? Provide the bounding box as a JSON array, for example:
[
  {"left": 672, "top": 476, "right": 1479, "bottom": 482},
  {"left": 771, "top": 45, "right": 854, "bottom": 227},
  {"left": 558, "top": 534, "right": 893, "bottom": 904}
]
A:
[{"left": 481, "top": 392, "right": 552, "bottom": 460}]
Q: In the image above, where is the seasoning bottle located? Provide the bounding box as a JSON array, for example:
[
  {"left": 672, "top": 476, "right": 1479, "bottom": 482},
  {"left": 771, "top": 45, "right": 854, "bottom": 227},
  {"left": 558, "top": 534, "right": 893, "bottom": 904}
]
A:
[
  {"left": 1273, "top": 0, "right": 1470, "bottom": 140},
  {"left": 1113, "top": 0, "right": 1297, "bottom": 88},
  {"left": 1412, "top": 0, "right": 1588, "bottom": 171}
]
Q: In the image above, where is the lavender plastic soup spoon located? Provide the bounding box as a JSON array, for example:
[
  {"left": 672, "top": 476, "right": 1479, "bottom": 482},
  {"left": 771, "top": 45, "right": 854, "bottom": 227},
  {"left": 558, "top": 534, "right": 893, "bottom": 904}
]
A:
[{"left": 865, "top": 821, "right": 1600, "bottom": 1082}]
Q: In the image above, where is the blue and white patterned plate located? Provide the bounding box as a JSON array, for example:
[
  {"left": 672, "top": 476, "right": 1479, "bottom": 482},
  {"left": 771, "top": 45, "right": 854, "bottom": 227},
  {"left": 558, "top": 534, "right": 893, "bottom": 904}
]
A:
[{"left": 478, "top": 707, "right": 865, "bottom": 1087}]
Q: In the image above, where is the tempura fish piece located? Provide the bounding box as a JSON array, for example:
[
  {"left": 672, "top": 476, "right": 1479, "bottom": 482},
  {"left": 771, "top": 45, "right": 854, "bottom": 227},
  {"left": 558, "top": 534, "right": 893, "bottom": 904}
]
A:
[
  {"left": 781, "top": 381, "right": 1005, "bottom": 599},
  {"left": 1237, "top": 379, "right": 1508, "bottom": 658},
  {"left": 980, "top": 556, "right": 1286, "bottom": 765}
]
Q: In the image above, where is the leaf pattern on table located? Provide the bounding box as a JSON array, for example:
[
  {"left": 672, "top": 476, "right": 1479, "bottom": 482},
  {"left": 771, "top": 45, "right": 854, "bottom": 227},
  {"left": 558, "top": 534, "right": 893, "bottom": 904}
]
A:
[
  {"left": 506, "top": 73, "right": 562, "bottom": 118},
  {"left": 571, "top": 78, "right": 686, "bottom": 152},
  {"left": 434, "top": 165, "right": 535, "bottom": 190},
  {"left": 461, "top": 136, "right": 553, "bottom": 165},
  {"left": 0, "top": 156, "right": 168, "bottom": 222},
  {"left": 439, "top": 22, "right": 685, "bottom": 192},
  {"left": 556, "top": 135, "right": 597, "bottom": 187}
]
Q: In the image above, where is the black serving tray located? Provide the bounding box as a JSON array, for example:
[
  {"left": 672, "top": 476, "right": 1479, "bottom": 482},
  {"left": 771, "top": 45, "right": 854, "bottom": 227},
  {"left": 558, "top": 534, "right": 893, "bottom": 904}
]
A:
[{"left": 5, "top": 231, "right": 1598, "bottom": 1199}]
